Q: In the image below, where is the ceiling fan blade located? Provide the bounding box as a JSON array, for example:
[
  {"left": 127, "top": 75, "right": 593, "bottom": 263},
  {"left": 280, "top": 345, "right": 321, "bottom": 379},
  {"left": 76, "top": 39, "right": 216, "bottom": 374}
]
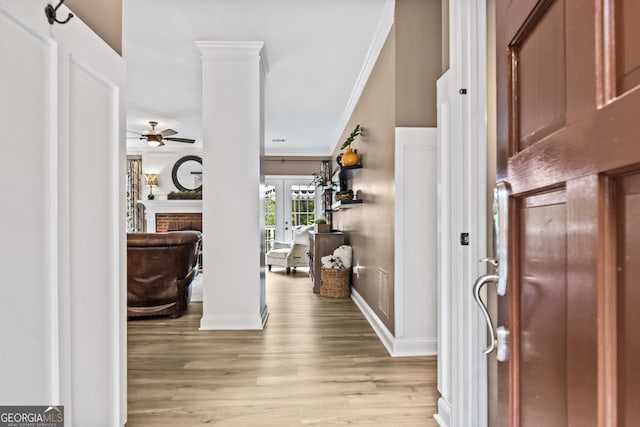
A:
[
  {"left": 159, "top": 128, "right": 178, "bottom": 137},
  {"left": 165, "top": 137, "right": 196, "bottom": 144},
  {"left": 126, "top": 136, "right": 143, "bottom": 139},
  {"left": 127, "top": 130, "right": 144, "bottom": 135}
]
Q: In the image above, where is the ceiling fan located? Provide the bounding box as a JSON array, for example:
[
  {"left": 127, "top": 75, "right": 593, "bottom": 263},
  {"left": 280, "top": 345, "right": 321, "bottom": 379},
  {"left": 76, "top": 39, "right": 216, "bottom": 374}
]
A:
[{"left": 127, "top": 121, "right": 196, "bottom": 147}]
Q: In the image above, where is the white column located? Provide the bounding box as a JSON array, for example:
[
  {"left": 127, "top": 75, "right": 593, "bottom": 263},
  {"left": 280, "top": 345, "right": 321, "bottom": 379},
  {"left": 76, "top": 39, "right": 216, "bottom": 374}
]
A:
[{"left": 196, "top": 41, "right": 268, "bottom": 330}]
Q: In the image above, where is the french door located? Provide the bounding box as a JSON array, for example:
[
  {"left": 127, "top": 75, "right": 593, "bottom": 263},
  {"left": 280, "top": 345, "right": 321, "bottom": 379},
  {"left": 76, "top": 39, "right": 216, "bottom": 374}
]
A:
[
  {"left": 264, "top": 176, "right": 317, "bottom": 250},
  {"left": 495, "top": 0, "right": 640, "bottom": 426}
]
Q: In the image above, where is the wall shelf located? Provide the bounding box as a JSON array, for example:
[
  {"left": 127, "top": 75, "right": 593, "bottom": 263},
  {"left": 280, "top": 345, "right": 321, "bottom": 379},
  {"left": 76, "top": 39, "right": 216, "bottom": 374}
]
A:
[
  {"left": 340, "top": 164, "right": 362, "bottom": 180},
  {"left": 331, "top": 198, "right": 363, "bottom": 210}
]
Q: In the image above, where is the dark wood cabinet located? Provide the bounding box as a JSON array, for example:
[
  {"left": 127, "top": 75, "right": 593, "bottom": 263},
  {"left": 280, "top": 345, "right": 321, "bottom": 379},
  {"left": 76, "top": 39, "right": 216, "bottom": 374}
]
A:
[{"left": 308, "top": 231, "right": 345, "bottom": 293}]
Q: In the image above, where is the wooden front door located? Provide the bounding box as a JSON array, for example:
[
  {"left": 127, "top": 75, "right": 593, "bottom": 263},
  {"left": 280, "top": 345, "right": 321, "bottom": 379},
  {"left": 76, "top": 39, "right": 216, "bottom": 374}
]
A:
[{"left": 496, "top": 0, "right": 640, "bottom": 426}]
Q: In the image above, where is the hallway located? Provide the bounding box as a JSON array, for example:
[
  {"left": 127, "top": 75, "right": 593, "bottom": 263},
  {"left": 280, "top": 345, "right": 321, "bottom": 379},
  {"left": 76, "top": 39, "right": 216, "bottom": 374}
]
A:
[{"left": 127, "top": 270, "right": 438, "bottom": 426}]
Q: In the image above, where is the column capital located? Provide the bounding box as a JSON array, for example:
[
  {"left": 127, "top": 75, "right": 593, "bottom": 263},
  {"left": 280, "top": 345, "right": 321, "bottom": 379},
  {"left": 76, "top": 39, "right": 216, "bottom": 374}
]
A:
[{"left": 195, "top": 41, "right": 269, "bottom": 74}]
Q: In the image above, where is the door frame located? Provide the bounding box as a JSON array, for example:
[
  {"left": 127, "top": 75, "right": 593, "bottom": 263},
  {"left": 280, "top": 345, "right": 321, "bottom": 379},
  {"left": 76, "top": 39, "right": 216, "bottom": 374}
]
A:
[{"left": 435, "top": 0, "right": 490, "bottom": 426}]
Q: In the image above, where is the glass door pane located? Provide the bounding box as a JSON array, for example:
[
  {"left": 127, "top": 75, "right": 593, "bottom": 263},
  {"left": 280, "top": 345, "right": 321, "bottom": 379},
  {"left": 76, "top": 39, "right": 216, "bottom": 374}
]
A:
[
  {"left": 263, "top": 184, "right": 276, "bottom": 252},
  {"left": 287, "top": 182, "right": 316, "bottom": 240},
  {"left": 264, "top": 177, "right": 318, "bottom": 250}
]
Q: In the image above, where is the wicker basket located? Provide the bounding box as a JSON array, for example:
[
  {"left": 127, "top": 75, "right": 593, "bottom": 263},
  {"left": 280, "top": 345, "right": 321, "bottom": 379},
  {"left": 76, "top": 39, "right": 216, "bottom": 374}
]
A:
[{"left": 320, "top": 268, "right": 350, "bottom": 298}]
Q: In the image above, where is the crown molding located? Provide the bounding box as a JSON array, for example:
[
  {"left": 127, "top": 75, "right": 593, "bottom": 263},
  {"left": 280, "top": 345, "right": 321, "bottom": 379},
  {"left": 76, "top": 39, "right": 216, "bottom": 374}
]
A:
[
  {"left": 330, "top": 0, "right": 395, "bottom": 152},
  {"left": 195, "top": 41, "right": 269, "bottom": 75}
]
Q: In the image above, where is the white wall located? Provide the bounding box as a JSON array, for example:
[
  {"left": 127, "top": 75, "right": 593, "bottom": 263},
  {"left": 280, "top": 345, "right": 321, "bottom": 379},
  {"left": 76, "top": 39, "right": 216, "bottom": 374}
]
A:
[{"left": 138, "top": 149, "right": 203, "bottom": 199}]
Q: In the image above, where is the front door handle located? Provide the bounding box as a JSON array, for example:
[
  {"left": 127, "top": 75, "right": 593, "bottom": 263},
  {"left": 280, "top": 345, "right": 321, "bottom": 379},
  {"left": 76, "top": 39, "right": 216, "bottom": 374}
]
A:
[
  {"left": 494, "top": 181, "right": 511, "bottom": 296},
  {"left": 473, "top": 273, "right": 499, "bottom": 354},
  {"left": 472, "top": 181, "right": 511, "bottom": 358}
]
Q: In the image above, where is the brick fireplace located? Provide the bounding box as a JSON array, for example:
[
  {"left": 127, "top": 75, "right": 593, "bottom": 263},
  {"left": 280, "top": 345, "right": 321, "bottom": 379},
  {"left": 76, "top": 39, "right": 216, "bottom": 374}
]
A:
[
  {"left": 155, "top": 213, "right": 202, "bottom": 232},
  {"left": 137, "top": 200, "right": 203, "bottom": 233}
]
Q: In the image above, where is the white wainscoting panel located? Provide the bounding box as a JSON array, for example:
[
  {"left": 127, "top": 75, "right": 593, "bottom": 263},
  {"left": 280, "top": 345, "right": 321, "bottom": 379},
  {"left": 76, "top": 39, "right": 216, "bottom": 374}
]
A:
[
  {"left": 0, "top": 3, "right": 56, "bottom": 404},
  {"left": 0, "top": 1, "right": 126, "bottom": 425},
  {"left": 352, "top": 127, "right": 438, "bottom": 357},
  {"left": 394, "top": 127, "right": 438, "bottom": 357}
]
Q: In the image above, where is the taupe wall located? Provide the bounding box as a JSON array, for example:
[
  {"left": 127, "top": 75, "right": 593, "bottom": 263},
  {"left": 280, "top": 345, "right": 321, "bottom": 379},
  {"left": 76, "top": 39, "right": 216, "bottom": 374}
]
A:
[
  {"left": 67, "top": 0, "right": 122, "bottom": 55},
  {"left": 442, "top": 0, "right": 450, "bottom": 72},
  {"left": 395, "top": 0, "right": 442, "bottom": 126},
  {"left": 331, "top": 0, "right": 442, "bottom": 334},
  {"left": 264, "top": 157, "right": 330, "bottom": 176},
  {"left": 332, "top": 28, "right": 397, "bottom": 331}
]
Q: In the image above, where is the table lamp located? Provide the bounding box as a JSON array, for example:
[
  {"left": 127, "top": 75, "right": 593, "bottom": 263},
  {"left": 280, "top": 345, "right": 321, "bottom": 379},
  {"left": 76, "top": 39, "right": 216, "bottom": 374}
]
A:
[{"left": 145, "top": 173, "right": 158, "bottom": 200}]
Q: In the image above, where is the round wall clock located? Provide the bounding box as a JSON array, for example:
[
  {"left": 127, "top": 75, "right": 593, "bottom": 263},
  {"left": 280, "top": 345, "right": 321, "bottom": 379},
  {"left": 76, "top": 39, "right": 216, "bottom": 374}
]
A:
[{"left": 171, "top": 155, "right": 202, "bottom": 192}]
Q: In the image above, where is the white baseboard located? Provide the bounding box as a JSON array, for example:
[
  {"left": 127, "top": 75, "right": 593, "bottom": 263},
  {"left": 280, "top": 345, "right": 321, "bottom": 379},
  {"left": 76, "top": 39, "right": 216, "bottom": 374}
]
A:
[
  {"left": 351, "top": 288, "right": 395, "bottom": 355},
  {"left": 199, "top": 311, "right": 266, "bottom": 330},
  {"left": 434, "top": 397, "right": 451, "bottom": 427},
  {"left": 393, "top": 337, "right": 437, "bottom": 356},
  {"left": 351, "top": 288, "right": 437, "bottom": 357}
]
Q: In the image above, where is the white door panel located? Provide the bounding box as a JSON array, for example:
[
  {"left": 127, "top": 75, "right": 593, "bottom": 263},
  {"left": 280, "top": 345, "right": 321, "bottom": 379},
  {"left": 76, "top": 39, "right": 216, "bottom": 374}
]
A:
[
  {"left": 0, "top": 4, "right": 56, "bottom": 404},
  {"left": 0, "top": 1, "right": 126, "bottom": 424},
  {"left": 67, "top": 60, "right": 123, "bottom": 425}
]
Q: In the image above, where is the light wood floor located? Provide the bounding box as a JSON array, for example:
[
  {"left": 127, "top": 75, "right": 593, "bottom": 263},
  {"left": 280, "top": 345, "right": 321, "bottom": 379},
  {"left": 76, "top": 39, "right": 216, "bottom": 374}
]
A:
[{"left": 127, "top": 269, "right": 439, "bottom": 426}]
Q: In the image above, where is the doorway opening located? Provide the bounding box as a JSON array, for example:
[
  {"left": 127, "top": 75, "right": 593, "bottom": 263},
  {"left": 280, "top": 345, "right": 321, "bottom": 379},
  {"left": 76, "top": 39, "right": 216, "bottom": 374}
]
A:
[
  {"left": 263, "top": 176, "right": 319, "bottom": 277},
  {"left": 263, "top": 176, "right": 319, "bottom": 250}
]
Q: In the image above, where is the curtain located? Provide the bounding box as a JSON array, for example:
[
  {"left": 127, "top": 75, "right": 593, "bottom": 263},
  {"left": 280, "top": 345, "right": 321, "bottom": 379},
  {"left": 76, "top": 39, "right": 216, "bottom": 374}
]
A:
[{"left": 126, "top": 156, "right": 143, "bottom": 232}]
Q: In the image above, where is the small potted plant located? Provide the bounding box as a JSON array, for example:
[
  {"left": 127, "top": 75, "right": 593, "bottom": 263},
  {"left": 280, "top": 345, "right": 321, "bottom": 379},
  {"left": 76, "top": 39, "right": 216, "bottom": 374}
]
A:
[
  {"left": 311, "top": 171, "right": 330, "bottom": 188},
  {"left": 340, "top": 124, "right": 362, "bottom": 166},
  {"left": 314, "top": 217, "right": 330, "bottom": 233}
]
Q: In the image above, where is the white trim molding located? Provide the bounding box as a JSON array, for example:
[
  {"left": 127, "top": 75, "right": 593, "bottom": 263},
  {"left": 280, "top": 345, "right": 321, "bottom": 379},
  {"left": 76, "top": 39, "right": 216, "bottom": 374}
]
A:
[
  {"left": 434, "top": 398, "right": 451, "bottom": 427},
  {"left": 436, "top": 70, "right": 453, "bottom": 427},
  {"left": 196, "top": 41, "right": 269, "bottom": 75},
  {"left": 436, "top": 1, "right": 489, "bottom": 426},
  {"left": 351, "top": 289, "right": 395, "bottom": 353},
  {"left": 351, "top": 289, "right": 436, "bottom": 357}
]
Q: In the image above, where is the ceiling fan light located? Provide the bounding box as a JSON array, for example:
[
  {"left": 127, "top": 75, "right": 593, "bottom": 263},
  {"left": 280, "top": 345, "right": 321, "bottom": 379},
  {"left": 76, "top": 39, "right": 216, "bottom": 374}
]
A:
[{"left": 147, "top": 134, "right": 164, "bottom": 147}]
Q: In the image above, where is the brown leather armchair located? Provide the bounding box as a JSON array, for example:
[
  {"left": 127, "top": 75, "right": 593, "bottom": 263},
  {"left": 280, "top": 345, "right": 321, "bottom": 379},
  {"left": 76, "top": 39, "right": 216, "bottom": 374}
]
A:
[{"left": 127, "top": 231, "right": 202, "bottom": 318}]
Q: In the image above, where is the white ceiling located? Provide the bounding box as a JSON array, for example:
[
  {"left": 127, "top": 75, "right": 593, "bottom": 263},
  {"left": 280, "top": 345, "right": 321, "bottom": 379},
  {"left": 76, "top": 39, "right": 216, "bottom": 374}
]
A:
[{"left": 123, "top": 0, "right": 388, "bottom": 156}]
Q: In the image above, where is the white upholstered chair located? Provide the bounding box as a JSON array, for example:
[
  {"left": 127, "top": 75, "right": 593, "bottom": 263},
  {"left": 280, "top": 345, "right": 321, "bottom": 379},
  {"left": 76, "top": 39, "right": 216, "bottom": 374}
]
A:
[{"left": 266, "top": 225, "right": 313, "bottom": 274}]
